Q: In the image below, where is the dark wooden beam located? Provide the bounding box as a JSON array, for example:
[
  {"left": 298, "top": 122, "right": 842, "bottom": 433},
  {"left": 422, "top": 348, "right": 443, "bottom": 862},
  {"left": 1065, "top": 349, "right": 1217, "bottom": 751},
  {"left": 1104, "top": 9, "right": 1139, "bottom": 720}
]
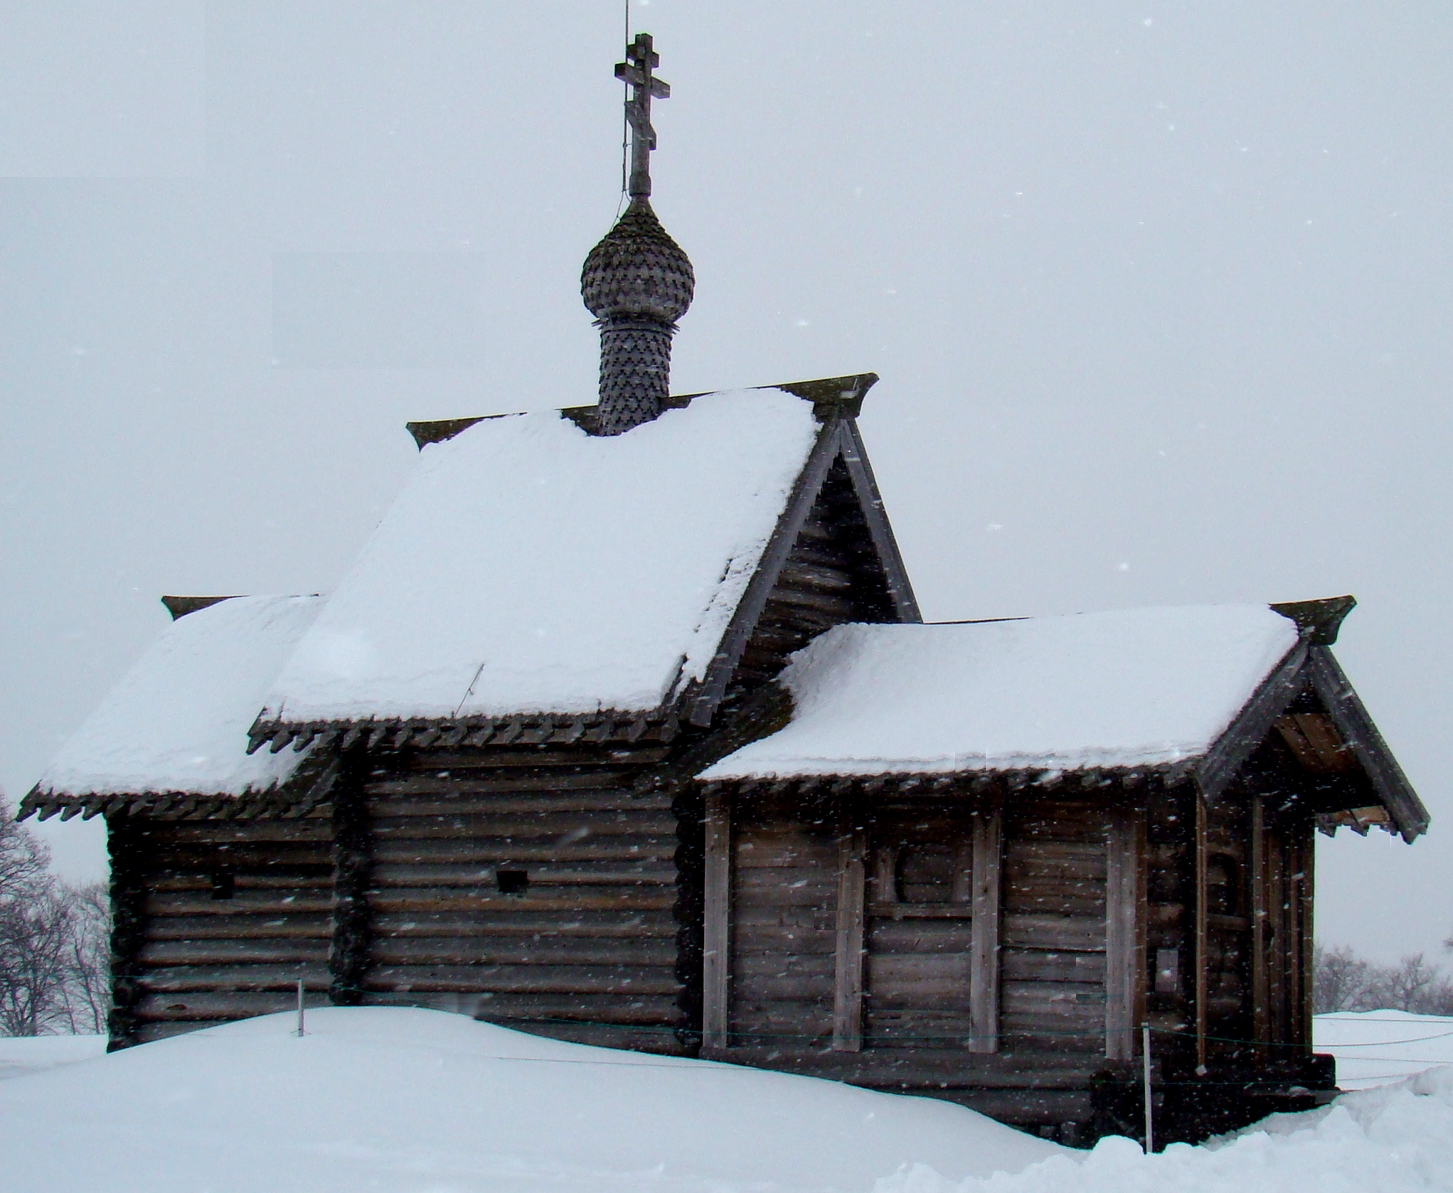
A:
[
  {"left": 832, "top": 808, "right": 867, "bottom": 1052},
  {"left": 688, "top": 420, "right": 845, "bottom": 727},
  {"left": 105, "top": 814, "right": 149, "bottom": 1050},
  {"left": 1306, "top": 647, "right": 1429, "bottom": 840},
  {"left": 839, "top": 419, "right": 922, "bottom": 624},
  {"left": 969, "top": 798, "right": 1003, "bottom": 1054},
  {"left": 1105, "top": 805, "right": 1145, "bottom": 1062},
  {"left": 701, "top": 790, "right": 731, "bottom": 1051},
  {"left": 328, "top": 761, "right": 372, "bottom": 1006},
  {"left": 1196, "top": 640, "right": 1309, "bottom": 806}
]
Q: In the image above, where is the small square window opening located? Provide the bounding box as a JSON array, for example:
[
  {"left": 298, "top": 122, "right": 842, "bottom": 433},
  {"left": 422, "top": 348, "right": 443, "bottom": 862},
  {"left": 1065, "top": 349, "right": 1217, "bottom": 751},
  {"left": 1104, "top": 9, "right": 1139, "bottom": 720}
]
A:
[{"left": 496, "top": 869, "right": 529, "bottom": 897}]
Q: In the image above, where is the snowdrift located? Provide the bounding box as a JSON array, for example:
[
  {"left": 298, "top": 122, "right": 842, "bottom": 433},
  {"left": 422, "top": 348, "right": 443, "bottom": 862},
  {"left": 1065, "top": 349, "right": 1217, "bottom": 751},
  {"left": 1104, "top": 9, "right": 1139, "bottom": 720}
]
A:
[
  {"left": 878, "top": 1067, "right": 1453, "bottom": 1193},
  {"left": 0, "top": 1007, "right": 1057, "bottom": 1193},
  {"left": 5, "top": 1008, "right": 1453, "bottom": 1192}
]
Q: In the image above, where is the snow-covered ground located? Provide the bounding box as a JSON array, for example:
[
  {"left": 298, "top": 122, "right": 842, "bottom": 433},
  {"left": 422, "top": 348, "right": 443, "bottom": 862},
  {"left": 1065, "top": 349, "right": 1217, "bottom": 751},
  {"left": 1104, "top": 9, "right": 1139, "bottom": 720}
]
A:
[
  {"left": 0, "top": 1007, "right": 1056, "bottom": 1193},
  {"left": 0, "top": 1031, "right": 106, "bottom": 1080},
  {"left": 2, "top": 1008, "right": 1452, "bottom": 1192},
  {"left": 1314, "top": 1011, "right": 1453, "bottom": 1090}
]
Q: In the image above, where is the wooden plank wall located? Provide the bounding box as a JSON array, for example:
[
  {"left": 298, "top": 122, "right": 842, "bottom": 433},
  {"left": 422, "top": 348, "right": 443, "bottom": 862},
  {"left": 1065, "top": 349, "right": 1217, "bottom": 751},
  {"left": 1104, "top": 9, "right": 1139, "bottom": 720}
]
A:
[
  {"left": 356, "top": 743, "right": 686, "bottom": 1054},
  {"left": 114, "top": 810, "right": 335, "bottom": 1044},
  {"left": 1202, "top": 793, "right": 1252, "bottom": 1062},
  {"left": 863, "top": 806, "right": 975, "bottom": 1051},
  {"left": 733, "top": 457, "right": 898, "bottom": 690},
  {"left": 1145, "top": 779, "right": 1193, "bottom": 1057},
  {"left": 1000, "top": 797, "right": 1110, "bottom": 1053},
  {"left": 727, "top": 794, "right": 839, "bottom": 1048},
  {"left": 710, "top": 790, "right": 1118, "bottom": 1133},
  {"left": 1251, "top": 801, "right": 1315, "bottom": 1054}
]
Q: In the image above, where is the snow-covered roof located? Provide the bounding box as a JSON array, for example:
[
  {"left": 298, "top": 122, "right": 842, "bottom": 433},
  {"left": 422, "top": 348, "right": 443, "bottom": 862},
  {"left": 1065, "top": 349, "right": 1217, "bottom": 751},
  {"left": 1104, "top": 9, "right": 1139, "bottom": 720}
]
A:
[
  {"left": 37, "top": 596, "right": 323, "bottom": 798},
  {"left": 700, "top": 604, "right": 1300, "bottom": 780},
  {"left": 260, "top": 389, "right": 823, "bottom": 725}
]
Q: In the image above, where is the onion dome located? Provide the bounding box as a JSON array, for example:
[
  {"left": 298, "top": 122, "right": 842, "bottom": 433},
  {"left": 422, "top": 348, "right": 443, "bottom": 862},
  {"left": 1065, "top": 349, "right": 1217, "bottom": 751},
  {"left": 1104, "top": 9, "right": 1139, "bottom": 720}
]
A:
[{"left": 581, "top": 199, "right": 695, "bottom": 325}]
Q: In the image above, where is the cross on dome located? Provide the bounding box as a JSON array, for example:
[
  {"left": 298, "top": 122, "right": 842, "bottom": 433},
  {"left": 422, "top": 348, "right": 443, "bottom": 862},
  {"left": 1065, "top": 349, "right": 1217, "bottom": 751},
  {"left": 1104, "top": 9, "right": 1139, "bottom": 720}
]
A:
[{"left": 616, "top": 33, "right": 671, "bottom": 199}]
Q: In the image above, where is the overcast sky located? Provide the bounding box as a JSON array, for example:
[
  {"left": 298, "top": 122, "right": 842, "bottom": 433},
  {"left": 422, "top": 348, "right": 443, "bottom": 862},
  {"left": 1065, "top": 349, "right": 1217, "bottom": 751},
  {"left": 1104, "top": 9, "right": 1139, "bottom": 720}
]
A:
[{"left": 2, "top": 1, "right": 1450, "bottom": 965}]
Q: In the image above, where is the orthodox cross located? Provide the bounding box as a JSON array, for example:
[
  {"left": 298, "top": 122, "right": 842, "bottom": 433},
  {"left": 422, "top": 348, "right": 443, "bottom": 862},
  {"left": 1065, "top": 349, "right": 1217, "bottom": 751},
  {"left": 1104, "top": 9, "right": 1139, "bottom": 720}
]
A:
[{"left": 616, "top": 33, "right": 671, "bottom": 199}]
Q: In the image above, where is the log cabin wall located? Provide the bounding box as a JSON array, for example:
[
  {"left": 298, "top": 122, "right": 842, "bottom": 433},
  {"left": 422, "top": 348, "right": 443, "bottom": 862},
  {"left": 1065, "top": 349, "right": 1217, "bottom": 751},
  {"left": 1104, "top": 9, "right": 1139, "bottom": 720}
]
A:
[
  {"left": 731, "top": 456, "right": 899, "bottom": 692},
  {"left": 1202, "top": 789, "right": 1253, "bottom": 1064},
  {"left": 107, "top": 809, "right": 335, "bottom": 1046},
  {"left": 700, "top": 783, "right": 1149, "bottom": 1136},
  {"left": 863, "top": 803, "right": 976, "bottom": 1051},
  {"left": 351, "top": 741, "right": 690, "bottom": 1055},
  {"left": 1144, "top": 779, "right": 1194, "bottom": 1062},
  {"left": 724, "top": 790, "right": 840, "bottom": 1047},
  {"left": 1000, "top": 796, "right": 1112, "bottom": 1056},
  {"left": 1250, "top": 796, "right": 1315, "bottom": 1056}
]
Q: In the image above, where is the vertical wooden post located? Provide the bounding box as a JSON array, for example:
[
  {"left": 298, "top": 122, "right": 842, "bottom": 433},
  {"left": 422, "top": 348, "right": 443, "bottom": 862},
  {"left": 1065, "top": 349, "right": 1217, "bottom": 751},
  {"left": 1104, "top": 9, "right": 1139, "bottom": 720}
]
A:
[
  {"left": 969, "top": 802, "right": 1002, "bottom": 1054},
  {"left": 105, "top": 814, "right": 149, "bottom": 1050},
  {"left": 1106, "top": 807, "right": 1145, "bottom": 1061},
  {"left": 1250, "top": 796, "right": 1269, "bottom": 1052},
  {"left": 1194, "top": 792, "right": 1209, "bottom": 1070},
  {"left": 1298, "top": 820, "right": 1316, "bottom": 1051},
  {"left": 329, "top": 771, "right": 374, "bottom": 1007},
  {"left": 702, "top": 790, "right": 732, "bottom": 1052},
  {"left": 832, "top": 809, "right": 867, "bottom": 1052}
]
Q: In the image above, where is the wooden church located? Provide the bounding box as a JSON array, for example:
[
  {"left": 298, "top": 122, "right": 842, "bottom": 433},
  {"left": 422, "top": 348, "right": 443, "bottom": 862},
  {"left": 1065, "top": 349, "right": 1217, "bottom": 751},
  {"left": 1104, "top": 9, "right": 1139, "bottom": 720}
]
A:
[{"left": 19, "top": 34, "right": 1429, "bottom": 1148}]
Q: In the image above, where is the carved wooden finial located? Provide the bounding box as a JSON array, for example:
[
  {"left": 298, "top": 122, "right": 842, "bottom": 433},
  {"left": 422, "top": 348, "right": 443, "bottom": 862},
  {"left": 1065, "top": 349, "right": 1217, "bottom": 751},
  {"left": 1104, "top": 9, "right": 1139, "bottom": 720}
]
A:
[{"left": 616, "top": 33, "right": 671, "bottom": 199}]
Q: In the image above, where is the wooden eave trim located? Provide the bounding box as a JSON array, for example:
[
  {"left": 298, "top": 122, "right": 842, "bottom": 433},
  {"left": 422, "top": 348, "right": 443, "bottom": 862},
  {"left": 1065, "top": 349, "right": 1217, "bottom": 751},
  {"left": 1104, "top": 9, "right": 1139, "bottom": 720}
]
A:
[
  {"left": 1194, "top": 639, "right": 1311, "bottom": 806},
  {"left": 840, "top": 419, "right": 921, "bottom": 624},
  {"left": 1305, "top": 646, "right": 1429, "bottom": 841},
  {"left": 17, "top": 748, "right": 341, "bottom": 824},
  {"left": 698, "top": 764, "right": 1170, "bottom": 801},
  {"left": 249, "top": 707, "right": 683, "bottom": 754},
  {"left": 636, "top": 683, "right": 793, "bottom": 798},
  {"left": 686, "top": 419, "right": 847, "bottom": 728}
]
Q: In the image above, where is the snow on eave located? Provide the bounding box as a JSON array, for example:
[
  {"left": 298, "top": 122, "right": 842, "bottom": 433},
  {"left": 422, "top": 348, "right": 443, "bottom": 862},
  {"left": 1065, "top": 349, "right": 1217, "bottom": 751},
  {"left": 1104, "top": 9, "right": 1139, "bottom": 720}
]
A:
[
  {"left": 697, "top": 604, "right": 1303, "bottom": 782},
  {"left": 24, "top": 595, "right": 325, "bottom": 813},
  {"left": 256, "top": 388, "right": 829, "bottom": 729}
]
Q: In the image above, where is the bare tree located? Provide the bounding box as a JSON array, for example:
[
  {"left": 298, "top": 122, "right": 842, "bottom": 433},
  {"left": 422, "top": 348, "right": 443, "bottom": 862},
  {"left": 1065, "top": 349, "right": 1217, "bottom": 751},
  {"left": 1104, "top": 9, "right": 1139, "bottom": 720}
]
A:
[
  {"left": 1313, "top": 943, "right": 1373, "bottom": 1013},
  {"left": 1316, "top": 942, "right": 1453, "bottom": 1016},
  {"left": 58, "top": 881, "right": 111, "bottom": 1034},
  {"left": 1363, "top": 953, "right": 1441, "bottom": 1013},
  {"left": 0, "top": 819, "right": 112, "bottom": 1036}
]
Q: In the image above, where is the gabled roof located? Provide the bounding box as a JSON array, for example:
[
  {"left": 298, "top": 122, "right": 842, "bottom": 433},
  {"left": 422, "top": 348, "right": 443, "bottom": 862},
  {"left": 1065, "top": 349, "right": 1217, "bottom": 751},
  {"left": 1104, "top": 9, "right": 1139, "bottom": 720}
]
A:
[
  {"left": 700, "top": 599, "right": 1429, "bottom": 841},
  {"left": 249, "top": 378, "right": 916, "bottom": 747},
  {"left": 700, "top": 605, "right": 1300, "bottom": 780},
  {"left": 19, "top": 595, "right": 324, "bottom": 821}
]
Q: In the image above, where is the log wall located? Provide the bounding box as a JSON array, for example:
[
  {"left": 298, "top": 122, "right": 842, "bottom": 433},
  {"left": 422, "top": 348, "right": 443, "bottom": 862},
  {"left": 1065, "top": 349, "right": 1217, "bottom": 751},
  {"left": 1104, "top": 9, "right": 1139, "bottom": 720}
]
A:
[
  {"left": 109, "top": 810, "right": 335, "bottom": 1045},
  {"left": 354, "top": 742, "right": 688, "bottom": 1054},
  {"left": 706, "top": 788, "right": 1137, "bottom": 1133},
  {"left": 733, "top": 456, "right": 897, "bottom": 690},
  {"left": 727, "top": 794, "right": 839, "bottom": 1047},
  {"left": 1000, "top": 797, "right": 1111, "bottom": 1054}
]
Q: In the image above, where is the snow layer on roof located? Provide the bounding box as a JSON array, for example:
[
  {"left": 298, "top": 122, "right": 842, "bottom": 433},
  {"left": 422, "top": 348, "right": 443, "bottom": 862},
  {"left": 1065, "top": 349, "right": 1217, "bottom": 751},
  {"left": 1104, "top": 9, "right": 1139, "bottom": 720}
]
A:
[
  {"left": 701, "top": 604, "right": 1299, "bottom": 779},
  {"left": 39, "top": 596, "right": 322, "bottom": 797},
  {"left": 262, "top": 389, "right": 822, "bottom": 723}
]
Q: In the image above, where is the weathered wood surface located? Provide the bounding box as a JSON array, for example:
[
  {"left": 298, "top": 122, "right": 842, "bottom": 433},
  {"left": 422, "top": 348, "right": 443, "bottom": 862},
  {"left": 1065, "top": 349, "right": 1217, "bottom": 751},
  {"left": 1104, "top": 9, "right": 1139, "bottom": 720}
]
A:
[
  {"left": 863, "top": 807, "right": 974, "bottom": 1049},
  {"left": 832, "top": 821, "right": 866, "bottom": 1051},
  {"left": 359, "top": 746, "right": 684, "bottom": 1047},
  {"left": 1000, "top": 800, "right": 1110, "bottom": 1054},
  {"left": 730, "top": 817, "right": 837, "bottom": 1045},
  {"left": 114, "top": 810, "right": 335, "bottom": 1041},
  {"left": 1104, "top": 807, "right": 1145, "bottom": 1060},
  {"left": 702, "top": 790, "right": 731, "bottom": 1048},
  {"left": 970, "top": 807, "right": 1003, "bottom": 1053},
  {"left": 730, "top": 451, "right": 904, "bottom": 694}
]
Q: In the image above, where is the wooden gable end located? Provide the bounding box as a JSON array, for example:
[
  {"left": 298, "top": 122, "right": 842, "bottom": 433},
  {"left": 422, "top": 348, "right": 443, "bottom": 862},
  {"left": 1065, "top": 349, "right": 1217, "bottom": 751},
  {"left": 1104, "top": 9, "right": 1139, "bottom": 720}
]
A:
[
  {"left": 1195, "top": 634, "right": 1428, "bottom": 842},
  {"left": 687, "top": 417, "right": 920, "bottom": 727}
]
